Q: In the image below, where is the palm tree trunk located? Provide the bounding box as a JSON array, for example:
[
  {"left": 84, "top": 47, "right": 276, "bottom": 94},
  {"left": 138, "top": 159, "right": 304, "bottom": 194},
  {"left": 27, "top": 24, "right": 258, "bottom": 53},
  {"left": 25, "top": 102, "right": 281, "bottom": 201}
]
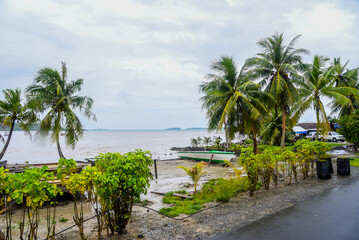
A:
[
  {"left": 56, "top": 138, "right": 65, "bottom": 159},
  {"left": 224, "top": 122, "right": 229, "bottom": 151},
  {"left": 316, "top": 108, "right": 320, "bottom": 141},
  {"left": 253, "top": 130, "right": 258, "bottom": 155},
  {"left": 280, "top": 105, "right": 286, "bottom": 149},
  {"left": 0, "top": 119, "right": 15, "bottom": 160}
]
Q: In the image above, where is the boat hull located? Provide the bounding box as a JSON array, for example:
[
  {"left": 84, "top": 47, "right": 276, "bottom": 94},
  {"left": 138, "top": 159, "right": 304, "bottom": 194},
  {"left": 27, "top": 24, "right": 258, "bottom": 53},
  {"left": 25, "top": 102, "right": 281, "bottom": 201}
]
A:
[{"left": 177, "top": 151, "right": 236, "bottom": 163}]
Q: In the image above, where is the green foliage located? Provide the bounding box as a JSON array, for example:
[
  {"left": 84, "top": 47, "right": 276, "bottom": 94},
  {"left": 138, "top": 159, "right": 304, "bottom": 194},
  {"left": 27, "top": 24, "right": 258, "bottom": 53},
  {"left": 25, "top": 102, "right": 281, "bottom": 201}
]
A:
[
  {"left": 203, "top": 137, "right": 212, "bottom": 150},
  {"left": 0, "top": 168, "right": 9, "bottom": 211},
  {"left": 178, "top": 162, "right": 207, "bottom": 193},
  {"left": 339, "top": 110, "right": 359, "bottom": 148},
  {"left": 312, "top": 141, "right": 331, "bottom": 159},
  {"left": 95, "top": 150, "right": 153, "bottom": 234},
  {"left": 256, "top": 150, "right": 277, "bottom": 189},
  {"left": 26, "top": 62, "right": 96, "bottom": 158},
  {"left": 229, "top": 144, "right": 242, "bottom": 155},
  {"left": 239, "top": 148, "right": 260, "bottom": 196},
  {"left": 160, "top": 177, "right": 250, "bottom": 217},
  {"left": 59, "top": 217, "right": 68, "bottom": 222},
  {"left": 0, "top": 88, "right": 37, "bottom": 160},
  {"left": 57, "top": 158, "right": 77, "bottom": 185},
  {"left": 350, "top": 158, "right": 359, "bottom": 167},
  {"left": 10, "top": 166, "right": 60, "bottom": 209},
  {"left": 7, "top": 166, "right": 62, "bottom": 239}
]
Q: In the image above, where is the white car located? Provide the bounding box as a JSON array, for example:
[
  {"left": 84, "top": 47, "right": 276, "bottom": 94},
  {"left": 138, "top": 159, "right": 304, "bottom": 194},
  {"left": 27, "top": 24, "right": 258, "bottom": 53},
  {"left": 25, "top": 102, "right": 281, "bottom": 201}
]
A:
[
  {"left": 305, "top": 132, "right": 322, "bottom": 140},
  {"left": 323, "top": 132, "right": 344, "bottom": 142},
  {"left": 305, "top": 131, "right": 344, "bottom": 142}
]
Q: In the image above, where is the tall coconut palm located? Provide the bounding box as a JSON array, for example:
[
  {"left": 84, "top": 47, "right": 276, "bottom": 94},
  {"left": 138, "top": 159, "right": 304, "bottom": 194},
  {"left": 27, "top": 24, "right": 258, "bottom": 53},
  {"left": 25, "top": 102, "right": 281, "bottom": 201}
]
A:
[
  {"left": 247, "top": 33, "right": 309, "bottom": 149},
  {"left": 0, "top": 89, "right": 37, "bottom": 160},
  {"left": 26, "top": 62, "right": 96, "bottom": 159},
  {"left": 297, "top": 55, "right": 358, "bottom": 140},
  {"left": 200, "top": 56, "right": 266, "bottom": 154}
]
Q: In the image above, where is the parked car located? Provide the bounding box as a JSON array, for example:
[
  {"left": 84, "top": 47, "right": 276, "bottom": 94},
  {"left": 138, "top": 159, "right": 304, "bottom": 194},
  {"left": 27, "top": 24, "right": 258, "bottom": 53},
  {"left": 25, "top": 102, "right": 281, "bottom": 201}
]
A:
[
  {"left": 305, "top": 132, "right": 322, "bottom": 140},
  {"left": 323, "top": 132, "right": 344, "bottom": 142},
  {"left": 305, "top": 131, "right": 344, "bottom": 142}
]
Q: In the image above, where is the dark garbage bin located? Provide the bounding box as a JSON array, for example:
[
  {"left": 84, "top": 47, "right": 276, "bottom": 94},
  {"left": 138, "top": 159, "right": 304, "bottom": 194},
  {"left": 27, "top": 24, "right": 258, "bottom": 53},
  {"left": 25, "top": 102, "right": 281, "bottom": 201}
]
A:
[
  {"left": 337, "top": 158, "right": 350, "bottom": 176},
  {"left": 324, "top": 158, "right": 334, "bottom": 174},
  {"left": 317, "top": 160, "right": 331, "bottom": 179}
]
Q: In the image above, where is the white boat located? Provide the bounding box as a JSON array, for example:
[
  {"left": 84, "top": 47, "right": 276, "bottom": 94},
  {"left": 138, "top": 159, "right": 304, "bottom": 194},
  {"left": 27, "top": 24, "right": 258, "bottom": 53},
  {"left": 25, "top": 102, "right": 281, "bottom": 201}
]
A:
[{"left": 177, "top": 150, "right": 236, "bottom": 163}]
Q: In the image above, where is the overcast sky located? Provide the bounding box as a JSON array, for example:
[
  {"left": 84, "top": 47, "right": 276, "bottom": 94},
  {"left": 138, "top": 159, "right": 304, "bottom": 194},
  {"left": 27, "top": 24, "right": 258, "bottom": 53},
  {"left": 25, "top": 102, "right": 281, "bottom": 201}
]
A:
[{"left": 1, "top": 0, "right": 359, "bottom": 130}]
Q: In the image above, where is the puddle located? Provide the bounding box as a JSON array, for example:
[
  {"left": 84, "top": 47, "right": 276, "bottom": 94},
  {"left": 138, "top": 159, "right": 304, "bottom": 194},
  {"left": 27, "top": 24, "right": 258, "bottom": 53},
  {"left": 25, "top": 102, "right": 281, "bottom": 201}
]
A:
[{"left": 328, "top": 150, "right": 351, "bottom": 155}]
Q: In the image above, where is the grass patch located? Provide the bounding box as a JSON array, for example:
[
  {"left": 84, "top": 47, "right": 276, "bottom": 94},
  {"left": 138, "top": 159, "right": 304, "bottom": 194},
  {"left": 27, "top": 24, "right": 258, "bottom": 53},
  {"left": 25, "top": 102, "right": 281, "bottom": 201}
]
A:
[
  {"left": 350, "top": 158, "right": 359, "bottom": 167},
  {"left": 327, "top": 142, "right": 348, "bottom": 148},
  {"left": 160, "top": 177, "right": 261, "bottom": 217}
]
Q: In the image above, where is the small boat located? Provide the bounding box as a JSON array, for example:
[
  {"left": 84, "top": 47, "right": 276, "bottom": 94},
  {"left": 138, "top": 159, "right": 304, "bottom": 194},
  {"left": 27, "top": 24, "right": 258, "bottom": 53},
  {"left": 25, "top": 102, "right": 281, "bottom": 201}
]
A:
[
  {"left": 0, "top": 160, "right": 7, "bottom": 168},
  {"left": 177, "top": 150, "right": 236, "bottom": 163}
]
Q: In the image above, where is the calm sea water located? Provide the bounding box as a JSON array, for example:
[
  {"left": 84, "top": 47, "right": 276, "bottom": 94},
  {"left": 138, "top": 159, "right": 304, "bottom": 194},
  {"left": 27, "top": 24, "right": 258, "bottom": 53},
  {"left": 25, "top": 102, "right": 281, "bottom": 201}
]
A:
[{"left": 1, "top": 130, "right": 226, "bottom": 164}]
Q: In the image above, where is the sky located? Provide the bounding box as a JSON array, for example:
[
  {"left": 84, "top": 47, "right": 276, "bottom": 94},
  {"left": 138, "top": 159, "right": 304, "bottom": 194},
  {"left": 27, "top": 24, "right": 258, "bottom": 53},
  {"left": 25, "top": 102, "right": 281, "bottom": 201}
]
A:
[{"left": 1, "top": 0, "right": 359, "bottom": 130}]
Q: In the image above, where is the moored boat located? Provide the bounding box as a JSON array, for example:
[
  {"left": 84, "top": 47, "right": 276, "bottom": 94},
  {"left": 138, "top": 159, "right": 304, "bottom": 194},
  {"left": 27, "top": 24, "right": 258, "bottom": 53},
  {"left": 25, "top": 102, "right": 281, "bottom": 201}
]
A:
[{"left": 177, "top": 150, "right": 236, "bottom": 163}]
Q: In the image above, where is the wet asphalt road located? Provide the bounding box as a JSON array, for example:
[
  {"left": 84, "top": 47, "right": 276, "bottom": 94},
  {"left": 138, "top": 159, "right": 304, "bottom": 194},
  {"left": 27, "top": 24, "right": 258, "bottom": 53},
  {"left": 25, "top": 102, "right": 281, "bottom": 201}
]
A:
[{"left": 210, "top": 177, "right": 359, "bottom": 240}]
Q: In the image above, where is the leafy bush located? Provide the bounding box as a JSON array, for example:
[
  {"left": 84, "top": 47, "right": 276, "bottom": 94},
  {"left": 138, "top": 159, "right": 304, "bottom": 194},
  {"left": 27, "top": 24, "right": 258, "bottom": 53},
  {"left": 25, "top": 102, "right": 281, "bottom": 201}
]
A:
[
  {"left": 239, "top": 147, "right": 260, "bottom": 196},
  {"left": 312, "top": 141, "right": 331, "bottom": 159},
  {"left": 295, "top": 139, "right": 316, "bottom": 178},
  {"left": 95, "top": 150, "right": 153, "bottom": 234},
  {"left": 10, "top": 166, "right": 61, "bottom": 239},
  {"left": 256, "top": 150, "right": 276, "bottom": 189},
  {"left": 339, "top": 110, "right": 359, "bottom": 148}
]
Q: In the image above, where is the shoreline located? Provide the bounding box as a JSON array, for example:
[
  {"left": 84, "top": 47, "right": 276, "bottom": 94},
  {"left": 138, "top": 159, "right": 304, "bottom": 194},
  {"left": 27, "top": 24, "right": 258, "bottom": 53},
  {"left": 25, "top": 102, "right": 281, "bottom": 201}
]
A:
[{"left": 1, "top": 159, "right": 355, "bottom": 240}]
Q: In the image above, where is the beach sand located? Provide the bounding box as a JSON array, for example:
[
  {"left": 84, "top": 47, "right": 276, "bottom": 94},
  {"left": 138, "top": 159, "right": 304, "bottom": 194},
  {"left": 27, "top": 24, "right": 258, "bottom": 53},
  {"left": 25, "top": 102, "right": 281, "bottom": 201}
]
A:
[{"left": 1, "top": 159, "right": 357, "bottom": 240}]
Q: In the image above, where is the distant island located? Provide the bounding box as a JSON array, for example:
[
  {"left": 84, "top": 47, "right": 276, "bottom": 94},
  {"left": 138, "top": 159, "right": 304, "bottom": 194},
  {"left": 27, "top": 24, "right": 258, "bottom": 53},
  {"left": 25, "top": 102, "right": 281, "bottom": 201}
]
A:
[{"left": 164, "top": 128, "right": 181, "bottom": 131}]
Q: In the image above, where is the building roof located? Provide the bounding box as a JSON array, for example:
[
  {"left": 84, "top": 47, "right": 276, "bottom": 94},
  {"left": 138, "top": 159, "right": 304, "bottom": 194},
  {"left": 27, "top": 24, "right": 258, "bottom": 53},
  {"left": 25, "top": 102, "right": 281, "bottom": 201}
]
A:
[{"left": 297, "top": 123, "right": 317, "bottom": 130}]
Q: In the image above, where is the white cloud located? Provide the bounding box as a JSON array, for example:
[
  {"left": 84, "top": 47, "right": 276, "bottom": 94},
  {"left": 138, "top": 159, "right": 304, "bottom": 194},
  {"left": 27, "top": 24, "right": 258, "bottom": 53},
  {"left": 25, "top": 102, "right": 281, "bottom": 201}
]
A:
[
  {"left": 1, "top": 0, "right": 359, "bottom": 129},
  {"left": 287, "top": 2, "right": 355, "bottom": 40}
]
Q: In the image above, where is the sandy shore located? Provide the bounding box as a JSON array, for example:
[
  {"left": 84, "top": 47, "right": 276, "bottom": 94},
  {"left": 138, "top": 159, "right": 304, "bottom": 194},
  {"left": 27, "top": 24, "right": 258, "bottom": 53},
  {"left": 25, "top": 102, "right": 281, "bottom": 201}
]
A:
[{"left": 1, "top": 159, "right": 357, "bottom": 240}]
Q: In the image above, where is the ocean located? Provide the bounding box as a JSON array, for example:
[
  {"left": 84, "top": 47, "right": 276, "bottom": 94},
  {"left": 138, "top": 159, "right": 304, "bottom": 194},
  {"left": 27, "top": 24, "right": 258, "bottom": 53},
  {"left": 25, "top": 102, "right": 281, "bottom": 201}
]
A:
[{"left": 1, "top": 130, "right": 226, "bottom": 164}]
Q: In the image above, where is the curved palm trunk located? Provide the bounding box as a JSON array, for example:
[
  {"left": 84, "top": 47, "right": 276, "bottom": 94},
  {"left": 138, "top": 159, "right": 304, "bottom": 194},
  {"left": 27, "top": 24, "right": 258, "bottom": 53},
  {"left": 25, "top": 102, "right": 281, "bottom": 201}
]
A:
[
  {"left": 0, "top": 119, "right": 16, "bottom": 160},
  {"left": 280, "top": 105, "right": 286, "bottom": 149},
  {"left": 56, "top": 138, "right": 65, "bottom": 159}
]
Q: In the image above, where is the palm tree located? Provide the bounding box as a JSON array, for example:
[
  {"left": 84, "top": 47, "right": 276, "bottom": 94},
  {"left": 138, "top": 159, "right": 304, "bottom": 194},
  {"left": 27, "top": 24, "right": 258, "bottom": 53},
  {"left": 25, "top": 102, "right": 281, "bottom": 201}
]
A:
[
  {"left": 247, "top": 33, "right": 309, "bottom": 149},
  {"left": 297, "top": 55, "right": 358, "bottom": 140},
  {"left": 261, "top": 111, "right": 286, "bottom": 145},
  {"left": 0, "top": 89, "right": 37, "bottom": 160},
  {"left": 330, "top": 58, "right": 359, "bottom": 117},
  {"left": 200, "top": 56, "right": 266, "bottom": 154},
  {"left": 26, "top": 62, "right": 96, "bottom": 159},
  {"left": 203, "top": 136, "right": 211, "bottom": 150}
]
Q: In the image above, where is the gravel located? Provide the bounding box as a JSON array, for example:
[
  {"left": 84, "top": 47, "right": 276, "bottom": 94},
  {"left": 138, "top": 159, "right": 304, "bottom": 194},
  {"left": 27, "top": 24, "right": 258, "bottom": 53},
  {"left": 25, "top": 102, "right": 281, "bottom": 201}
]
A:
[{"left": 57, "top": 164, "right": 359, "bottom": 240}]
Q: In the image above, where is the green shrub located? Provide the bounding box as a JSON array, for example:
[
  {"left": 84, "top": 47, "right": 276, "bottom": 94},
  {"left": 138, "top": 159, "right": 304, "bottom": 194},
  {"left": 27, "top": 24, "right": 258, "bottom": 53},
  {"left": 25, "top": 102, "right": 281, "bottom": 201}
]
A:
[
  {"left": 95, "top": 150, "right": 153, "bottom": 234},
  {"left": 239, "top": 147, "right": 260, "bottom": 196},
  {"left": 338, "top": 110, "right": 359, "bottom": 148}
]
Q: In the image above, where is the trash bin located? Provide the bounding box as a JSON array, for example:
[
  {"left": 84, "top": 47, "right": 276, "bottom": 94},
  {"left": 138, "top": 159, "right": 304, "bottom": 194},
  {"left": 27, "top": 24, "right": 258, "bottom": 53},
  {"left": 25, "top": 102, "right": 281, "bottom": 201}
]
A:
[
  {"left": 337, "top": 158, "right": 350, "bottom": 176},
  {"left": 324, "top": 158, "right": 334, "bottom": 174},
  {"left": 317, "top": 160, "right": 331, "bottom": 179}
]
